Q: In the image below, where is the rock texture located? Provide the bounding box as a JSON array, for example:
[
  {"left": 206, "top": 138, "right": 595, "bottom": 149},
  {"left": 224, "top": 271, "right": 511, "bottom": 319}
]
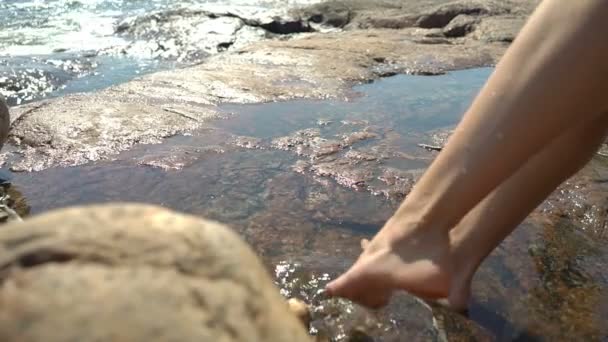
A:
[
  {"left": 3, "top": 0, "right": 539, "bottom": 172},
  {"left": 0, "top": 204, "right": 311, "bottom": 342},
  {"left": 0, "top": 96, "right": 9, "bottom": 150}
]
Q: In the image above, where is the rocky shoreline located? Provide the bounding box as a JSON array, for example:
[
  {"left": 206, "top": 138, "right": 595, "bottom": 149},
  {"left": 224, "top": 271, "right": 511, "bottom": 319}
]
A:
[
  {"left": 3, "top": 0, "right": 608, "bottom": 341},
  {"left": 2, "top": 0, "right": 538, "bottom": 172}
]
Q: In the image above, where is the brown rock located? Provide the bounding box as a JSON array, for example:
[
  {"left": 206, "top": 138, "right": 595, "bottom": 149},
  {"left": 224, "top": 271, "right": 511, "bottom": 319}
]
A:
[
  {"left": 443, "top": 14, "right": 479, "bottom": 37},
  {"left": 0, "top": 96, "right": 9, "bottom": 150},
  {"left": 472, "top": 15, "right": 526, "bottom": 42},
  {"left": 0, "top": 204, "right": 311, "bottom": 342}
]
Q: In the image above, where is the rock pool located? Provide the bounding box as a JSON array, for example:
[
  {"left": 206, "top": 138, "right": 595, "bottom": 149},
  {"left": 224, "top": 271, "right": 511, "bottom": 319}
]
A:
[{"left": 6, "top": 68, "right": 608, "bottom": 341}]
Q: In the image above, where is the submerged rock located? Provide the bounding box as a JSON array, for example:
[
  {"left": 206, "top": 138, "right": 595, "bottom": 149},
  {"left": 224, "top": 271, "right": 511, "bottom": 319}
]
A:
[
  {"left": 0, "top": 204, "right": 311, "bottom": 342},
  {"left": 137, "top": 145, "right": 225, "bottom": 171},
  {"left": 273, "top": 261, "right": 494, "bottom": 341}
]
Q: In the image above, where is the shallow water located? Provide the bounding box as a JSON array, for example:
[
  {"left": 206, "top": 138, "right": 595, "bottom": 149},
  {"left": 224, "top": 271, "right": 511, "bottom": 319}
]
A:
[{"left": 6, "top": 68, "right": 608, "bottom": 340}]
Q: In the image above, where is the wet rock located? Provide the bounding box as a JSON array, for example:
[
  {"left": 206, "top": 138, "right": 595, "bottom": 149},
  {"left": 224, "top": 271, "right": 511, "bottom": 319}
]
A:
[
  {"left": 443, "top": 14, "right": 479, "bottom": 37},
  {"left": 311, "top": 162, "right": 372, "bottom": 189},
  {"left": 292, "top": 160, "right": 311, "bottom": 174},
  {"left": 540, "top": 157, "right": 608, "bottom": 240},
  {"left": 113, "top": 5, "right": 312, "bottom": 62},
  {"left": 233, "top": 135, "right": 265, "bottom": 149},
  {"left": 0, "top": 183, "right": 29, "bottom": 223},
  {"left": 310, "top": 0, "right": 517, "bottom": 30},
  {"left": 8, "top": 95, "right": 221, "bottom": 171},
  {"left": 0, "top": 97, "right": 9, "bottom": 150},
  {"left": 0, "top": 204, "right": 311, "bottom": 342},
  {"left": 342, "top": 131, "right": 377, "bottom": 146},
  {"left": 425, "top": 127, "right": 454, "bottom": 147},
  {"left": 6, "top": 1, "right": 536, "bottom": 173},
  {"left": 269, "top": 125, "right": 426, "bottom": 198},
  {"left": 343, "top": 150, "right": 377, "bottom": 162},
  {"left": 114, "top": 8, "right": 250, "bottom": 61},
  {"left": 272, "top": 128, "right": 321, "bottom": 152},
  {"left": 472, "top": 16, "right": 526, "bottom": 42},
  {"left": 137, "top": 145, "right": 225, "bottom": 171},
  {"left": 369, "top": 167, "right": 422, "bottom": 200},
  {"left": 415, "top": 0, "right": 509, "bottom": 29},
  {"left": 297, "top": 2, "right": 352, "bottom": 30}
]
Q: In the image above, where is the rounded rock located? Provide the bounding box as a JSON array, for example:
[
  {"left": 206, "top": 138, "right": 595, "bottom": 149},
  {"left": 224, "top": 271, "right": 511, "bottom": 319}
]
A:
[{"left": 0, "top": 204, "right": 311, "bottom": 342}]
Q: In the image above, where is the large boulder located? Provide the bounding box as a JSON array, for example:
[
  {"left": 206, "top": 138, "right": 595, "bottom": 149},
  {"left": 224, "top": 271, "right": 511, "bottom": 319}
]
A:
[{"left": 0, "top": 204, "right": 311, "bottom": 342}]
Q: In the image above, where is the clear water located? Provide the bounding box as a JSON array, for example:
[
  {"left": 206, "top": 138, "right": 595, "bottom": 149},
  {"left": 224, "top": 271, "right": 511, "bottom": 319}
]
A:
[{"left": 6, "top": 68, "right": 608, "bottom": 340}]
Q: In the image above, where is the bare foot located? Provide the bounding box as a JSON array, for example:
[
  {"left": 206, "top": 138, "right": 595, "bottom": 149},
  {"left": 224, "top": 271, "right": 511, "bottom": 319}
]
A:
[
  {"left": 358, "top": 238, "right": 472, "bottom": 312},
  {"left": 325, "top": 222, "right": 454, "bottom": 309}
]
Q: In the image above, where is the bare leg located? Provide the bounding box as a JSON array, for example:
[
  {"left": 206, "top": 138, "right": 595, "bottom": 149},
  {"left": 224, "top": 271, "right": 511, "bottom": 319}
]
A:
[
  {"left": 359, "top": 114, "right": 608, "bottom": 309},
  {"left": 445, "top": 113, "right": 608, "bottom": 310},
  {"left": 327, "top": 0, "right": 608, "bottom": 308}
]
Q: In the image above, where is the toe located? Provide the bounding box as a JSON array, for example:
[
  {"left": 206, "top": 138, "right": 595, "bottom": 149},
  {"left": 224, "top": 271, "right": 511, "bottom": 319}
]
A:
[{"left": 360, "top": 238, "right": 370, "bottom": 250}]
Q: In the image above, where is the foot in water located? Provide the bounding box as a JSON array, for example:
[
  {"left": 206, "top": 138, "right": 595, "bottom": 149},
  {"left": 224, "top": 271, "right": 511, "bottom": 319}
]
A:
[
  {"left": 325, "top": 221, "right": 456, "bottom": 309},
  {"left": 325, "top": 221, "right": 479, "bottom": 312},
  {"left": 358, "top": 238, "right": 473, "bottom": 312}
]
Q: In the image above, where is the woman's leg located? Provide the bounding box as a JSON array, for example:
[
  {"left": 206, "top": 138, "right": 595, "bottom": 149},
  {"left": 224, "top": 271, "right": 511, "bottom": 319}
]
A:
[
  {"left": 446, "top": 113, "right": 608, "bottom": 310},
  {"left": 327, "top": 0, "right": 608, "bottom": 307},
  {"left": 359, "top": 114, "right": 608, "bottom": 309}
]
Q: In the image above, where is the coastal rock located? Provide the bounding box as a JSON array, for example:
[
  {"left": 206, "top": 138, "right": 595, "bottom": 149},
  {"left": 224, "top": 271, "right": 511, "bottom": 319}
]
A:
[
  {"left": 113, "top": 5, "right": 310, "bottom": 61},
  {"left": 472, "top": 16, "right": 526, "bottom": 42},
  {"left": 0, "top": 204, "right": 311, "bottom": 342},
  {"left": 8, "top": 94, "right": 221, "bottom": 171},
  {"left": 414, "top": 0, "right": 509, "bottom": 29},
  {"left": 443, "top": 14, "right": 479, "bottom": 37},
  {"left": 303, "top": 0, "right": 514, "bottom": 30},
  {"left": 6, "top": 1, "right": 538, "bottom": 172},
  {"left": 0, "top": 96, "right": 9, "bottom": 150},
  {"left": 136, "top": 145, "right": 225, "bottom": 171}
]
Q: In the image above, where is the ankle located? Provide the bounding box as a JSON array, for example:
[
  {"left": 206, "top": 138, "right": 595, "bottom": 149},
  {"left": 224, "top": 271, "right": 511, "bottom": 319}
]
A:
[
  {"left": 381, "top": 215, "right": 451, "bottom": 251},
  {"left": 449, "top": 229, "right": 483, "bottom": 281}
]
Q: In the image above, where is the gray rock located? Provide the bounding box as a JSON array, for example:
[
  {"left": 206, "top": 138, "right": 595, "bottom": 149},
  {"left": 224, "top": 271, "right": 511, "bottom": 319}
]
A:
[
  {"left": 8, "top": 94, "right": 221, "bottom": 171},
  {"left": 0, "top": 204, "right": 311, "bottom": 342},
  {"left": 472, "top": 16, "right": 526, "bottom": 42},
  {"left": 6, "top": 1, "right": 538, "bottom": 173},
  {"left": 443, "top": 14, "right": 479, "bottom": 37},
  {"left": 415, "top": 0, "right": 509, "bottom": 29},
  {"left": 0, "top": 96, "right": 9, "bottom": 150},
  {"left": 112, "top": 5, "right": 311, "bottom": 61}
]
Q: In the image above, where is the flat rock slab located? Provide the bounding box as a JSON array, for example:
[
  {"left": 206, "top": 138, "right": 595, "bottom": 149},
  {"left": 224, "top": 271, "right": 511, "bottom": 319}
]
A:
[{"left": 0, "top": 204, "right": 311, "bottom": 342}]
